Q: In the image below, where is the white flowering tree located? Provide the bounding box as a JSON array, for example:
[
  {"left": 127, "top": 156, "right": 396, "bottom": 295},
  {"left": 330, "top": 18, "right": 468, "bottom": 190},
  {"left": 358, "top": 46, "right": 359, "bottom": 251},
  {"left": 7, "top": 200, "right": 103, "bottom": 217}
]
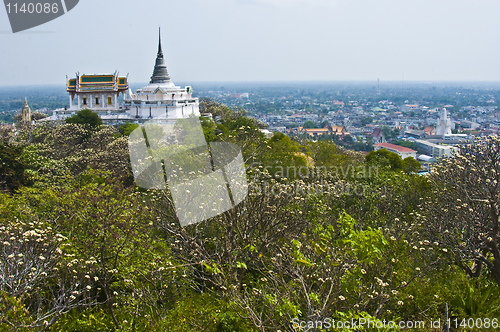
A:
[
  {"left": 0, "top": 125, "right": 14, "bottom": 144},
  {"left": 225, "top": 210, "right": 425, "bottom": 331},
  {"left": 46, "top": 178, "right": 165, "bottom": 330},
  {"left": 423, "top": 136, "right": 500, "bottom": 286},
  {"left": 150, "top": 164, "right": 428, "bottom": 331},
  {"left": 22, "top": 123, "right": 132, "bottom": 184},
  {"left": 0, "top": 217, "right": 98, "bottom": 330},
  {"left": 1, "top": 173, "right": 183, "bottom": 330},
  {"left": 152, "top": 174, "right": 311, "bottom": 291}
]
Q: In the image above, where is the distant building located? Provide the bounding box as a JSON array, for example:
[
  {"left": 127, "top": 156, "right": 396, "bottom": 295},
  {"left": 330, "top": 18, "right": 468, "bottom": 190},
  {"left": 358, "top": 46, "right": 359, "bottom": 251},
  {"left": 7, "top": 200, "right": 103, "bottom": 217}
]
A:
[
  {"left": 435, "top": 108, "right": 452, "bottom": 136},
  {"left": 259, "top": 129, "right": 273, "bottom": 138},
  {"left": 123, "top": 29, "right": 199, "bottom": 121},
  {"left": 21, "top": 97, "right": 31, "bottom": 122},
  {"left": 414, "top": 139, "right": 458, "bottom": 158},
  {"left": 418, "top": 154, "right": 436, "bottom": 163},
  {"left": 270, "top": 126, "right": 287, "bottom": 133},
  {"left": 404, "top": 129, "right": 426, "bottom": 139},
  {"left": 331, "top": 125, "right": 348, "bottom": 136},
  {"left": 399, "top": 104, "right": 419, "bottom": 112},
  {"left": 374, "top": 142, "right": 417, "bottom": 159},
  {"left": 424, "top": 126, "right": 435, "bottom": 136},
  {"left": 303, "top": 128, "right": 330, "bottom": 137},
  {"left": 433, "top": 145, "right": 457, "bottom": 158},
  {"left": 460, "top": 120, "right": 480, "bottom": 130},
  {"left": 66, "top": 72, "right": 128, "bottom": 112},
  {"left": 394, "top": 122, "right": 405, "bottom": 131},
  {"left": 371, "top": 128, "right": 386, "bottom": 144}
]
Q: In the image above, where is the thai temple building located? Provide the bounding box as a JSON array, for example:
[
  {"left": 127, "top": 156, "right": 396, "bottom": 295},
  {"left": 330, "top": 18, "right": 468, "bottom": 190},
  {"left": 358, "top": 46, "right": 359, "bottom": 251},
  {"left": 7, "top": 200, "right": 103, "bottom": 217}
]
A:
[
  {"left": 43, "top": 29, "right": 198, "bottom": 124},
  {"left": 44, "top": 72, "right": 130, "bottom": 122},
  {"left": 66, "top": 72, "right": 129, "bottom": 112},
  {"left": 123, "top": 29, "right": 200, "bottom": 122}
]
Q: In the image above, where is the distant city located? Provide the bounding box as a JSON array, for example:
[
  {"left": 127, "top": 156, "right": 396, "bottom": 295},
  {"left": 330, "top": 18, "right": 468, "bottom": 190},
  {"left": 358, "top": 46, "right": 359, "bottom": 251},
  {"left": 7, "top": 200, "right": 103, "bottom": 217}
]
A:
[{"left": 2, "top": 79, "right": 499, "bottom": 168}]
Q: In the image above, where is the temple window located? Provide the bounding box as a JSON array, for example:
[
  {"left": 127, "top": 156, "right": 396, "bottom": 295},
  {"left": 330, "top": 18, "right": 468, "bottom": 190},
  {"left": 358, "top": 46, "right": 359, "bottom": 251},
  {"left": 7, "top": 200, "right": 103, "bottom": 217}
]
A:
[
  {"left": 95, "top": 98, "right": 99, "bottom": 105},
  {"left": 83, "top": 98, "right": 87, "bottom": 105},
  {"left": 108, "top": 97, "right": 112, "bottom": 105}
]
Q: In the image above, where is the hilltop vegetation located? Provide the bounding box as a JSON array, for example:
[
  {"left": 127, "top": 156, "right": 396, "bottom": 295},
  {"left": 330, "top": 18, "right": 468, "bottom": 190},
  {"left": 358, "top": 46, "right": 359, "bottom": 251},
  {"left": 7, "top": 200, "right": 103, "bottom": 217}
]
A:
[{"left": 0, "top": 101, "right": 499, "bottom": 331}]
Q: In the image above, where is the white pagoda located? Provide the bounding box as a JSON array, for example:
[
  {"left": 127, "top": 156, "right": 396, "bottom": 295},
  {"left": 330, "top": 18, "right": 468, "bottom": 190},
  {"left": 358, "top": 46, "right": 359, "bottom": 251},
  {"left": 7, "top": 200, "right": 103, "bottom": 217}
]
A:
[{"left": 124, "top": 29, "right": 200, "bottom": 122}]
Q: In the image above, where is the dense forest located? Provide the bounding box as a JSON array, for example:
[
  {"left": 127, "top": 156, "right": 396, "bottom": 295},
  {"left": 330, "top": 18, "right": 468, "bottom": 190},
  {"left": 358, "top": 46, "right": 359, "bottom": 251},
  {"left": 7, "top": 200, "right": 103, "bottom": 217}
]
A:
[{"left": 0, "top": 100, "right": 499, "bottom": 331}]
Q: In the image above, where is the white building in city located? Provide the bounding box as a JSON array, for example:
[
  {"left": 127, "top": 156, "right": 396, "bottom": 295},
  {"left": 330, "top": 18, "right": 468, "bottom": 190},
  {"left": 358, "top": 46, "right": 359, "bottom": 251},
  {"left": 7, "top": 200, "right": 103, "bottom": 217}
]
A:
[
  {"left": 414, "top": 139, "right": 459, "bottom": 158},
  {"left": 436, "top": 108, "right": 452, "bottom": 136}
]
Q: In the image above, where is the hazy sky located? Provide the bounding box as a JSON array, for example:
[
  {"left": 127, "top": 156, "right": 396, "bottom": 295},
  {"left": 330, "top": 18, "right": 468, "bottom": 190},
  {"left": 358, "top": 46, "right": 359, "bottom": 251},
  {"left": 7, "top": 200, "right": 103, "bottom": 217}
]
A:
[{"left": 1, "top": 0, "right": 500, "bottom": 86}]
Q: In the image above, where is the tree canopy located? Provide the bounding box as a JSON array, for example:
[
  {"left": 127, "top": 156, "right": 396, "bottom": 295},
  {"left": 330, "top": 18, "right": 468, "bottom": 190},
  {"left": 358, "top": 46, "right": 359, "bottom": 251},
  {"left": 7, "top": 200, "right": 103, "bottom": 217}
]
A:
[
  {"left": 1, "top": 100, "right": 499, "bottom": 331},
  {"left": 65, "top": 108, "right": 103, "bottom": 128},
  {"left": 366, "top": 149, "right": 420, "bottom": 173},
  {"left": 302, "top": 120, "right": 316, "bottom": 128}
]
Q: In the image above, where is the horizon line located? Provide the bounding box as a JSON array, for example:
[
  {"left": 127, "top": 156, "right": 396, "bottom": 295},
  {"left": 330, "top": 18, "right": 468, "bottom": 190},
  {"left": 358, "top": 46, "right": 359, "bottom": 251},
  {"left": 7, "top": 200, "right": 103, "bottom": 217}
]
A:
[{"left": 4, "top": 79, "right": 500, "bottom": 89}]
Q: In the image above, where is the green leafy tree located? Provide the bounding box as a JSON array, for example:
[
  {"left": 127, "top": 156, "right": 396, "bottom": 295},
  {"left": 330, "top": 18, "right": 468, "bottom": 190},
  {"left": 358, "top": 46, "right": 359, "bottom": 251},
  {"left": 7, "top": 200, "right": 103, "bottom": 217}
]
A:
[
  {"left": 317, "top": 133, "right": 339, "bottom": 143},
  {"left": 341, "top": 134, "right": 353, "bottom": 144},
  {"left": 65, "top": 109, "right": 103, "bottom": 128},
  {"left": 302, "top": 121, "right": 316, "bottom": 129},
  {"left": 360, "top": 117, "right": 373, "bottom": 126},
  {"left": 256, "top": 132, "right": 308, "bottom": 178},
  {"left": 308, "top": 140, "right": 364, "bottom": 171},
  {"left": 24, "top": 124, "right": 132, "bottom": 185},
  {"left": 227, "top": 211, "right": 427, "bottom": 329},
  {"left": 118, "top": 122, "right": 139, "bottom": 136},
  {"left": 392, "top": 140, "right": 418, "bottom": 151},
  {"left": 366, "top": 149, "right": 404, "bottom": 172},
  {"left": 200, "top": 98, "right": 248, "bottom": 122},
  {"left": 0, "top": 125, "right": 14, "bottom": 143},
  {"left": 381, "top": 125, "right": 399, "bottom": 140},
  {"left": 51, "top": 177, "right": 155, "bottom": 329},
  {"left": 0, "top": 142, "right": 30, "bottom": 192},
  {"left": 403, "top": 156, "right": 421, "bottom": 173},
  {"left": 0, "top": 291, "right": 32, "bottom": 331}
]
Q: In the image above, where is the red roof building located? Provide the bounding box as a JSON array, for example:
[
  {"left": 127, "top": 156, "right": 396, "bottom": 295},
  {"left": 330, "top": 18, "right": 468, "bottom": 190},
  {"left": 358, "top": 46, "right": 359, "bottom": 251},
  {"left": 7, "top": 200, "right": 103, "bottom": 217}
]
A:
[{"left": 374, "top": 142, "right": 417, "bottom": 159}]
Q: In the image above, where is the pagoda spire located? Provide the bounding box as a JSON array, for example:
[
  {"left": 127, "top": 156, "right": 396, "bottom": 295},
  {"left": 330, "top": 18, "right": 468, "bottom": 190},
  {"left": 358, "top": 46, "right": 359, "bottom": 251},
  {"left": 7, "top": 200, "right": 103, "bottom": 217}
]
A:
[
  {"left": 150, "top": 27, "right": 171, "bottom": 84},
  {"left": 158, "top": 27, "right": 162, "bottom": 56}
]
